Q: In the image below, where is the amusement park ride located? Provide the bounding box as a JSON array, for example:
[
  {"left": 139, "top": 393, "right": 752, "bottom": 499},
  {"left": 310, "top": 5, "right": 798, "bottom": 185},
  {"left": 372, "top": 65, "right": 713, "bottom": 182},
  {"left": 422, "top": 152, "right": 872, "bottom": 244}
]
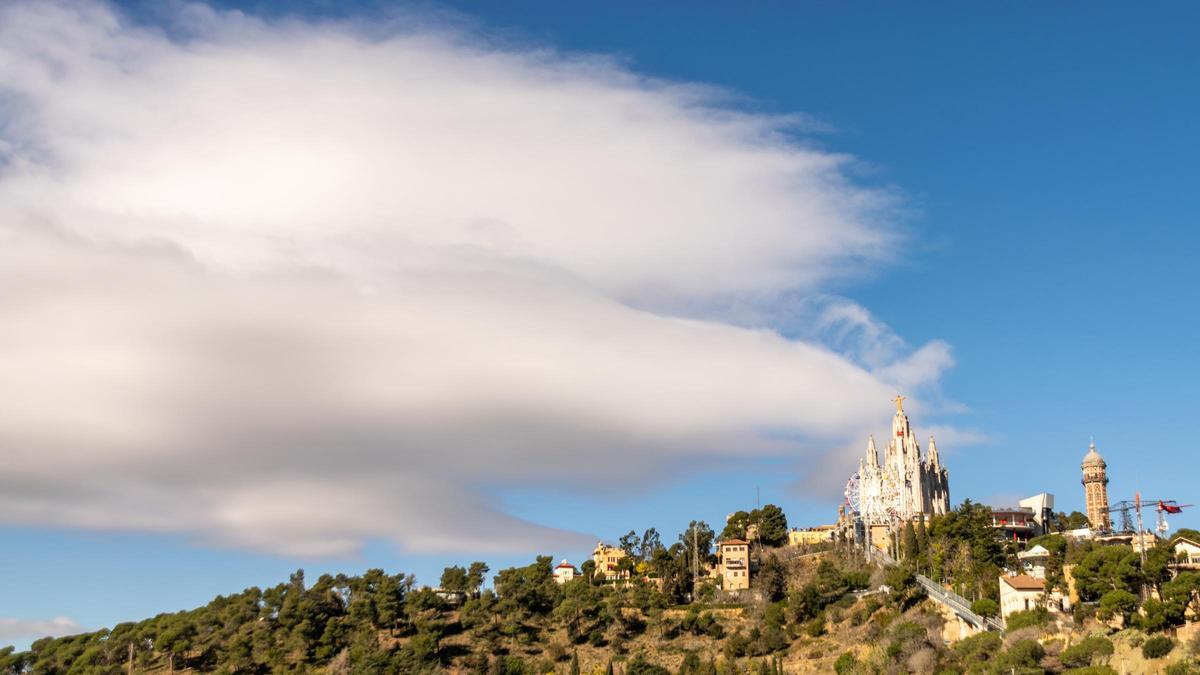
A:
[{"left": 843, "top": 468, "right": 903, "bottom": 558}]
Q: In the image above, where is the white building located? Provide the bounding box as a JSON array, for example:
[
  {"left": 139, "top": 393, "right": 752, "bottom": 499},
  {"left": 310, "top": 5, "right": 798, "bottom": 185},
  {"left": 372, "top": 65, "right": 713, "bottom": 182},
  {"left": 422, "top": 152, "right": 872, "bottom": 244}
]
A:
[
  {"left": 1174, "top": 537, "right": 1200, "bottom": 569},
  {"left": 552, "top": 560, "right": 578, "bottom": 584},
  {"left": 999, "top": 574, "right": 1045, "bottom": 624},
  {"left": 1017, "top": 545, "right": 1051, "bottom": 579},
  {"left": 1019, "top": 493, "right": 1055, "bottom": 535},
  {"left": 854, "top": 396, "right": 950, "bottom": 523}
]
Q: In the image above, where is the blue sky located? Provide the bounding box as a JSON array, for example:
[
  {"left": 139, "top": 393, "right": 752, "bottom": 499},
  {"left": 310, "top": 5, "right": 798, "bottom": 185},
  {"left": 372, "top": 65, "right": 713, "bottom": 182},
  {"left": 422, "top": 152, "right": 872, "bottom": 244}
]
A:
[{"left": 2, "top": 0, "right": 1199, "bottom": 649}]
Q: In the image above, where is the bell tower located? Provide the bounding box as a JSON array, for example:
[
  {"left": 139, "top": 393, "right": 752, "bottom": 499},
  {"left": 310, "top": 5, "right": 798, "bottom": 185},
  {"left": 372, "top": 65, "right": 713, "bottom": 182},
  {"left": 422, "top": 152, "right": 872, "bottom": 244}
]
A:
[{"left": 1081, "top": 441, "right": 1111, "bottom": 532}]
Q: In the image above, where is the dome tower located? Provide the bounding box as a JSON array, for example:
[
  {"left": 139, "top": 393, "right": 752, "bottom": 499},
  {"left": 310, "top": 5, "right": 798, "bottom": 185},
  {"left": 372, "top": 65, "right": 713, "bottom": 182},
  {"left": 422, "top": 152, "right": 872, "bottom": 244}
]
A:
[{"left": 1081, "top": 441, "right": 1111, "bottom": 532}]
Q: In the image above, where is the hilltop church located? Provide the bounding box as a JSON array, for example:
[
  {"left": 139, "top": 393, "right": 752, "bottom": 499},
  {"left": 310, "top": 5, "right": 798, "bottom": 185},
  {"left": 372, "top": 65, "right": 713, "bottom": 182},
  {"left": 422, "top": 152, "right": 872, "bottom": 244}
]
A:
[{"left": 856, "top": 396, "right": 951, "bottom": 522}]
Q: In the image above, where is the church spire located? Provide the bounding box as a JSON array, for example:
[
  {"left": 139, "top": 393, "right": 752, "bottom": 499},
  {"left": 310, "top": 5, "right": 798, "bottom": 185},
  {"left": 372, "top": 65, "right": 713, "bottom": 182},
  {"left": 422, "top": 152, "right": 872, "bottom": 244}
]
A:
[
  {"left": 928, "top": 435, "right": 940, "bottom": 467},
  {"left": 865, "top": 435, "right": 879, "bottom": 467}
]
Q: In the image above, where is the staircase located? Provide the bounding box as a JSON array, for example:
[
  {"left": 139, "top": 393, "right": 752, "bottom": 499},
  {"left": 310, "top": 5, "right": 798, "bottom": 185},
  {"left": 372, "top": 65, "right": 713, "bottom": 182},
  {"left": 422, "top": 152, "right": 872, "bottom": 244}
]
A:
[
  {"left": 913, "top": 573, "right": 1004, "bottom": 632},
  {"left": 868, "top": 547, "right": 1003, "bottom": 632}
]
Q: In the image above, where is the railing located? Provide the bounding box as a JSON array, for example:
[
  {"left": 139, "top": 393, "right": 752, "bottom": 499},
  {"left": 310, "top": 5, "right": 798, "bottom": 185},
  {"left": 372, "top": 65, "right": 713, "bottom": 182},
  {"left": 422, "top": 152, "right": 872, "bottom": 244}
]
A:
[
  {"left": 913, "top": 573, "right": 1004, "bottom": 632},
  {"left": 865, "top": 544, "right": 1002, "bottom": 632}
]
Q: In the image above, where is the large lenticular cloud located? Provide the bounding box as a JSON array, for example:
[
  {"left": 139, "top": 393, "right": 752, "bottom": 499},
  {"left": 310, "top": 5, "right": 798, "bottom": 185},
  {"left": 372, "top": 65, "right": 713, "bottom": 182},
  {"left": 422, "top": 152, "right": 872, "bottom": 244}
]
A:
[{"left": 0, "top": 1, "right": 953, "bottom": 556}]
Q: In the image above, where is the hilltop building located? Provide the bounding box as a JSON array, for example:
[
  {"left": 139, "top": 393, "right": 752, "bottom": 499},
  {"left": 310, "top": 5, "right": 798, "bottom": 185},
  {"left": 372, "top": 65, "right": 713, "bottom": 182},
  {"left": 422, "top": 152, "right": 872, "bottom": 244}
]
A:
[
  {"left": 788, "top": 525, "right": 836, "bottom": 547},
  {"left": 856, "top": 395, "right": 951, "bottom": 523},
  {"left": 999, "top": 574, "right": 1046, "bottom": 624},
  {"left": 592, "top": 542, "right": 629, "bottom": 582},
  {"left": 1017, "top": 545, "right": 1051, "bottom": 579},
  {"left": 1019, "top": 493, "right": 1055, "bottom": 535},
  {"left": 990, "top": 505, "right": 1040, "bottom": 542},
  {"left": 552, "top": 560, "right": 579, "bottom": 584},
  {"left": 1173, "top": 536, "right": 1200, "bottom": 570},
  {"left": 1081, "top": 442, "right": 1112, "bottom": 533},
  {"left": 716, "top": 539, "right": 750, "bottom": 590}
]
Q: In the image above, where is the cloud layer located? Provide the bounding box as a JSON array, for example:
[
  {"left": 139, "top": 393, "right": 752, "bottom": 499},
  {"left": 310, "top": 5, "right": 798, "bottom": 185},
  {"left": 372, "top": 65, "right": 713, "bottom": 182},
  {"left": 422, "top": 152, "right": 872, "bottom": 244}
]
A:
[
  {"left": 0, "top": 617, "right": 82, "bottom": 641},
  {"left": 0, "top": 1, "right": 954, "bottom": 556}
]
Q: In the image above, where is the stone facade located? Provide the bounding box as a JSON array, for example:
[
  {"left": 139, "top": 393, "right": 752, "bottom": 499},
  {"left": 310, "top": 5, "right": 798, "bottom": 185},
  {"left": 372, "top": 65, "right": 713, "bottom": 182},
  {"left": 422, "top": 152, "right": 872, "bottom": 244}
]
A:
[
  {"left": 592, "top": 542, "right": 629, "bottom": 582},
  {"left": 716, "top": 539, "right": 750, "bottom": 590},
  {"left": 857, "top": 396, "right": 950, "bottom": 522},
  {"left": 1081, "top": 442, "right": 1111, "bottom": 533}
]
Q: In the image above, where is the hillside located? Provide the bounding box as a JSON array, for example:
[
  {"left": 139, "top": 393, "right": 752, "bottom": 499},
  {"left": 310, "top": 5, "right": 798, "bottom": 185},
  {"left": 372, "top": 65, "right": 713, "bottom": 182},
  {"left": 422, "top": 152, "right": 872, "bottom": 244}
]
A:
[{"left": 6, "top": 517, "right": 1200, "bottom": 674}]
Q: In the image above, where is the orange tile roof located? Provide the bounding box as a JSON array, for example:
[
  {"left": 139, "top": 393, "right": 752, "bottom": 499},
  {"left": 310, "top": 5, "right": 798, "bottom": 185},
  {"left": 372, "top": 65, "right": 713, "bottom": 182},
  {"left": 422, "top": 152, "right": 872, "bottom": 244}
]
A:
[
  {"left": 1001, "top": 574, "right": 1045, "bottom": 591},
  {"left": 719, "top": 539, "right": 749, "bottom": 546}
]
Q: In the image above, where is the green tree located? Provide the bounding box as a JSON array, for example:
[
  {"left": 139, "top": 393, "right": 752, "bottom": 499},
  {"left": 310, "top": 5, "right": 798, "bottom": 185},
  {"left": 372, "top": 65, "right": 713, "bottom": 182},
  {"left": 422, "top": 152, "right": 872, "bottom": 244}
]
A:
[
  {"left": 754, "top": 553, "right": 787, "bottom": 602},
  {"left": 640, "top": 528, "right": 663, "bottom": 559},
  {"left": 494, "top": 556, "right": 561, "bottom": 615},
  {"left": 620, "top": 530, "right": 641, "bottom": 558},
  {"left": 679, "top": 520, "right": 715, "bottom": 571},
  {"left": 1054, "top": 511, "right": 1092, "bottom": 532},
  {"left": 441, "top": 566, "right": 470, "bottom": 593},
  {"left": 467, "top": 562, "right": 490, "bottom": 595},
  {"left": 1073, "top": 545, "right": 1143, "bottom": 601},
  {"left": 901, "top": 521, "right": 919, "bottom": 560},
  {"left": 1162, "top": 572, "right": 1200, "bottom": 619},
  {"left": 752, "top": 505, "right": 789, "bottom": 547},
  {"left": 721, "top": 511, "right": 751, "bottom": 541},
  {"left": 970, "top": 598, "right": 998, "bottom": 618},
  {"left": 1098, "top": 589, "right": 1138, "bottom": 623}
]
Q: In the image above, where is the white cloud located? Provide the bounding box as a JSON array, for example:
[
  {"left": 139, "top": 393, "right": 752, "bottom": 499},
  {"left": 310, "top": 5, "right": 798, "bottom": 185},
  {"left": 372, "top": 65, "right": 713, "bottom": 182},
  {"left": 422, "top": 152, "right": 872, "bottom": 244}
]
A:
[
  {"left": 0, "top": 1, "right": 960, "bottom": 556},
  {"left": 0, "top": 617, "right": 82, "bottom": 641}
]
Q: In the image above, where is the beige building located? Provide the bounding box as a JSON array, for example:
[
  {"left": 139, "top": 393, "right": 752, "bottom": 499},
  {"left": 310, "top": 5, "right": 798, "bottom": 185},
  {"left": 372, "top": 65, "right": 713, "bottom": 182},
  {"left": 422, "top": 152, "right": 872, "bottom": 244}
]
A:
[
  {"left": 788, "top": 526, "right": 836, "bottom": 547},
  {"left": 716, "top": 539, "right": 750, "bottom": 591},
  {"left": 1081, "top": 442, "right": 1111, "bottom": 532},
  {"left": 999, "top": 574, "right": 1046, "bottom": 625},
  {"left": 592, "top": 542, "right": 629, "bottom": 582}
]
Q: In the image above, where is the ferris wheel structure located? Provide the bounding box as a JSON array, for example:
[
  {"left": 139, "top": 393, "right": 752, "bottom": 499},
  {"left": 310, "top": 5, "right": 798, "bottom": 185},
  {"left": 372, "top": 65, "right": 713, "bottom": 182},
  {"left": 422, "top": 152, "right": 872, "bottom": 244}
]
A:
[{"left": 844, "top": 469, "right": 903, "bottom": 527}]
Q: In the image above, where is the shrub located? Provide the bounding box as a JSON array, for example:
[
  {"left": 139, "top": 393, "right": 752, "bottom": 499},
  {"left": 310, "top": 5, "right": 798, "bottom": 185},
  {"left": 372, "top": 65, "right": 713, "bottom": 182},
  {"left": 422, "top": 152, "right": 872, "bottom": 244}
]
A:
[
  {"left": 1142, "top": 635, "right": 1175, "bottom": 659},
  {"left": 804, "top": 616, "right": 825, "bottom": 638},
  {"left": 994, "top": 639, "right": 1044, "bottom": 671},
  {"left": 1060, "top": 636, "right": 1114, "bottom": 668},
  {"left": 954, "top": 631, "right": 1002, "bottom": 664},
  {"left": 833, "top": 651, "right": 857, "bottom": 675},
  {"left": 1005, "top": 607, "right": 1050, "bottom": 631},
  {"left": 970, "top": 598, "right": 998, "bottom": 617},
  {"left": 624, "top": 655, "right": 670, "bottom": 675},
  {"left": 1165, "top": 663, "right": 1199, "bottom": 675},
  {"left": 1062, "top": 667, "right": 1118, "bottom": 675}
]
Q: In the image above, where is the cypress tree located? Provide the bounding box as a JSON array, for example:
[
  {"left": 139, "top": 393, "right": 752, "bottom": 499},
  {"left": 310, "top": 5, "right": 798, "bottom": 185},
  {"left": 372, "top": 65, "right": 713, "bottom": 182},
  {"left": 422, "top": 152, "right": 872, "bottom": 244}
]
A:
[{"left": 902, "top": 521, "right": 919, "bottom": 561}]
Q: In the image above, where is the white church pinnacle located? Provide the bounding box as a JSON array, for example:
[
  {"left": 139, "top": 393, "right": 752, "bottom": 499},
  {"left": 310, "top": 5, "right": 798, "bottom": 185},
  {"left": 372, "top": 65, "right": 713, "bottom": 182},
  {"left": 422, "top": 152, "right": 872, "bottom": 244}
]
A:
[
  {"left": 928, "top": 435, "right": 940, "bottom": 466},
  {"left": 865, "top": 435, "right": 879, "bottom": 467}
]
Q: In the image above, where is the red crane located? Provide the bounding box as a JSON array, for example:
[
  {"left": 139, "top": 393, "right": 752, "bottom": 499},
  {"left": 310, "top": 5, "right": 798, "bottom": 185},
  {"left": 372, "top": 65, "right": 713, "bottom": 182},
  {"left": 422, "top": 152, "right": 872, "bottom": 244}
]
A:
[{"left": 1155, "top": 500, "right": 1194, "bottom": 535}]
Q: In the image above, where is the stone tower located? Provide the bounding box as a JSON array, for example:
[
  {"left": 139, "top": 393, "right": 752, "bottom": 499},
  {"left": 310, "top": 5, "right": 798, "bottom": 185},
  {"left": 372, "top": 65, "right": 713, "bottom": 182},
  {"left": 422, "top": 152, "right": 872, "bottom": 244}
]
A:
[{"left": 1081, "top": 441, "right": 1111, "bottom": 533}]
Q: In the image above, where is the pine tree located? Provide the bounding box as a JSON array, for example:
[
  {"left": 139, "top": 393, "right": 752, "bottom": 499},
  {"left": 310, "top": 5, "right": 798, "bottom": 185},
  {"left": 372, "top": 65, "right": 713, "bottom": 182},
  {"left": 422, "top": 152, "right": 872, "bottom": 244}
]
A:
[{"left": 902, "top": 521, "right": 919, "bottom": 561}]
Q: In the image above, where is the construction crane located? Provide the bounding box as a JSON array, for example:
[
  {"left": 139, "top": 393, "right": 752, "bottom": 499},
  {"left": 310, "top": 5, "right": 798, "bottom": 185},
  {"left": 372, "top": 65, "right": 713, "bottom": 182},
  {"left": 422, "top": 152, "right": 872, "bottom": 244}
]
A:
[
  {"left": 1106, "top": 494, "right": 1194, "bottom": 567},
  {"left": 1154, "top": 500, "right": 1194, "bottom": 536}
]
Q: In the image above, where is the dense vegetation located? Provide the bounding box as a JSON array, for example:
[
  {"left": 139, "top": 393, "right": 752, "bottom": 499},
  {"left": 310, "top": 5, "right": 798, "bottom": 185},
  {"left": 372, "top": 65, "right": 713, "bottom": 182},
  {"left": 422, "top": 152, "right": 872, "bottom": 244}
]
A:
[{"left": 5, "top": 505, "right": 1200, "bottom": 674}]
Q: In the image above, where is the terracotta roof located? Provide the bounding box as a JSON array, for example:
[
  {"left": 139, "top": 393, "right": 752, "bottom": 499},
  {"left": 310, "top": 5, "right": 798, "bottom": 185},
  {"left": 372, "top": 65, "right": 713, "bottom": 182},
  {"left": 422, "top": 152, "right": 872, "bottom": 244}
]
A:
[
  {"left": 1001, "top": 574, "right": 1045, "bottom": 591},
  {"left": 555, "top": 562, "right": 575, "bottom": 569},
  {"left": 719, "top": 539, "right": 749, "bottom": 546}
]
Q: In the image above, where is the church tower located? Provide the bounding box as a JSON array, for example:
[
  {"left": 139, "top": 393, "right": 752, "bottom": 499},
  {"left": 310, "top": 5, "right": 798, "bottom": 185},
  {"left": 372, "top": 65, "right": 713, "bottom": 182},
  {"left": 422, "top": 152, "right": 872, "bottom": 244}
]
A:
[{"left": 1081, "top": 441, "right": 1111, "bottom": 532}]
